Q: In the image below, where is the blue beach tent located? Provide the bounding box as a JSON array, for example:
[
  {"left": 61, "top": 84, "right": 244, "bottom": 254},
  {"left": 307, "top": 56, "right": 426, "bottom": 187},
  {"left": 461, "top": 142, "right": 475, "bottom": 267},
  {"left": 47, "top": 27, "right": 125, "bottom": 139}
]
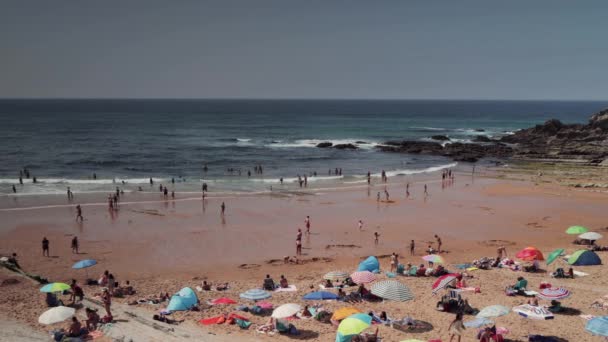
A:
[
  {"left": 357, "top": 256, "right": 380, "bottom": 273},
  {"left": 167, "top": 287, "right": 199, "bottom": 311}
]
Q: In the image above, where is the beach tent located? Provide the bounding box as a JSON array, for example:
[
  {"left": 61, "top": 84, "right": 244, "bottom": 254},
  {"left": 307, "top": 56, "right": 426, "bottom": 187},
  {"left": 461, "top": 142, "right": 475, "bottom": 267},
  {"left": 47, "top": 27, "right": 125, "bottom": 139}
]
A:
[
  {"left": 167, "top": 287, "right": 198, "bottom": 311},
  {"left": 357, "top": 256, "right": 380, "bottom": 273},
  {"left": 568, "top": 250, "right": 601, "bottom": 266}
]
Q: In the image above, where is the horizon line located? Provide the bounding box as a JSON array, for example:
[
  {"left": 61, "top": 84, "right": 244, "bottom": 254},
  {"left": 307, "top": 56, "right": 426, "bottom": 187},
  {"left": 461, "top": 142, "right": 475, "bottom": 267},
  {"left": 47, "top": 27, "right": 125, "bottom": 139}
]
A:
[{"left": 0, "top": 97, "right": 607, "bottom": 102}]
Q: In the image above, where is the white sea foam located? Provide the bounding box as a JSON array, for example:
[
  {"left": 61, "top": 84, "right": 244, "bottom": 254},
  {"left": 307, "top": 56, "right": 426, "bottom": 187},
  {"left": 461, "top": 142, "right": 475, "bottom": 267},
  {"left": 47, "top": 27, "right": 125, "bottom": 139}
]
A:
[
  {"left": 352, "top": 162, "right": 457, "bottom": 178},
  {"left": 0, "top": 178, "right": 165, "bottom": 185},
  {"left": 266, "top": 139, "right": 379, "bottom": 149}
]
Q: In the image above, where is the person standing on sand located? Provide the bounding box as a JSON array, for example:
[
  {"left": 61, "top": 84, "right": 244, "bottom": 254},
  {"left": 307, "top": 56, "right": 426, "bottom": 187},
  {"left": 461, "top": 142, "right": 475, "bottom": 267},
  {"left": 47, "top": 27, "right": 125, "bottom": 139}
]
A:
[
  {"left": 19, "top": 176, "right": 23, "bottom": 185},
  {"left": 374, "top": 232, "right": 380, "bottom": 245},
  {"left": 377, "top": 192, "right": 380, "bottom": 202},
  {"left": 149, "top": 177, "right": 153, "bottom": 186},
  {"left": 406, "top": 183, "right": 410, "bottom": 198},
  {"left": 390, "top": 252, "right": 397, "bottom": 272},
  {"left": 384, "top": 189, "right": 390, "bottom": 201},
  {"left": 42, "top": 237, "right": 50, "bottom": 257},
  {"left": 305, "top": 216, "right": 311, "bottom": 234},
  {"left": 424, "top": 184, "right": 428, "bottom": 196},
  {"left": 101, "top": 288, "right": 112, "bottom": 318},
  {"left": 358, "top": 220, "right": 363, "bottom": 231},
  {"left": 296, "top": 233, "right": 302, "bottom": 256},
  {"left": 12, "top": 185, "right": 16, "bottom": 193},
  {"left": 76, "top": 205, "right": 83, "bottom": 222},
  {"left": 410, "top": 240, "right": 415, "bottom": 256},
  {"left": 71, "top": 236, "right": 79, "bottom": 254},
  {"left": 435, "top": 234, "right": 442, "bottom": 253},
  {"left": 367, "top": 171, "right": 371, "bottom": 184},
  {"left": 221, "top": 202, "right": 225, "bottom": 215},
  {"left": 448, "top": 312, "right": 465, "bottom": 342}
]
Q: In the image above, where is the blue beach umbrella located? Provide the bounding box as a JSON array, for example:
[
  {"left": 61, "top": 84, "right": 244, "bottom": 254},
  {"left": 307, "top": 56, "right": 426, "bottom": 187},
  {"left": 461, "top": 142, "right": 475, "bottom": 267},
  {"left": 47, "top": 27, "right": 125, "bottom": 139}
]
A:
[
  {"left": 240, "top": 289, "right": 271, "bottom": 301},
  {"left": 167, "top": 287, "right": 199, "bottom": 311},
  {"left": 72, "top": 259, "right": 98, "bottom": 279},
  {"left": 586, "top": 316, "right": 608, "bottom": 337},
  {"left": 303, "top": 291, "right": 339, "bottom": 300}
]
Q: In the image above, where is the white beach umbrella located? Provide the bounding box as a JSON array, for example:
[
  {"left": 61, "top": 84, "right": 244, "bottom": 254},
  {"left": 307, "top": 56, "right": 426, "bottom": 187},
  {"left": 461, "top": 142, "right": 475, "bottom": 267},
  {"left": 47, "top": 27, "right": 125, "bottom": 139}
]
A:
[
  {"left": 579, "top": 232, "right": 603, "bottom": 241},
  {"left": 38, "top": 306, "right": 76, "bottom": 325},
  {"left": 272, "top": 303, "right": 301, "bottom": 318}
]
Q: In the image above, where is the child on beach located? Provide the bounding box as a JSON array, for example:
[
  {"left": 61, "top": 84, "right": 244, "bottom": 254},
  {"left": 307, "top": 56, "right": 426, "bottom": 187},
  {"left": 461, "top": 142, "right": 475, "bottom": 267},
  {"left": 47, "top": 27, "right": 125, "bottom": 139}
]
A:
[{"left": 448, "top": 312, "right": 465, "bottom": 342}]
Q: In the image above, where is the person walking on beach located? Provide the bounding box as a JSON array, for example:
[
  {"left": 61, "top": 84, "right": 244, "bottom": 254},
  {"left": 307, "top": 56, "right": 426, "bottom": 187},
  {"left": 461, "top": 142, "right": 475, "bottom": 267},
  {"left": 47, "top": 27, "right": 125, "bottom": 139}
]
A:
[
  {"left": 410, "top": 240, "right": 415, "bottom": 256},
  {"left": 149, "top": 177, "right": 153, "bottom": 186},
  {"left": 67, "top": 187, "right": 73, "bottom": 200},
  {"left": 305, "top": 216, "right": 311, "bottom": 234},
  {"left": 435, "top": 234, "right": 442, "bottom": 253},
  {"left": 71, "top": 236, "right": 79, "bottom": 254},
  {"left": 367, "top": 171, "right": 371, "bottom": 184},
  {"left": 12, "top": 185, "right": 16, "bottom": 193},
  {"left": 76, "top": 205, "right": 83, "bottom": 222},
  {"left": 19, "top": 176, "right": 23, "bottom": 185},
  {"left": 406, "top": 183, "right": 410, "bottom": 198},
  {"left": 377, "top": 192, "right": 381, "bottom": 202},
  {"left": 384, "top": 189, "right": 390, "bottom": 201},
  {"left": 424, "top": 184, "right": 428, "bottom": 196},
  {"left": 42, "top": 237, "right": 50, "bottom": 257},
  {"left": 374, "top": 231, "right": 380, "bottom": 245},
  {"left": 358, "top": 220, "right": 363, "bottom": 231},
  {"left": 296, "top": 234, "right": 302, "bottom": 256},
  {"left": 221, "top": 202, "right": 226, "bottom": 215},
  {"left": 448, "top": 312, "right": 465, "bottom": 342}
]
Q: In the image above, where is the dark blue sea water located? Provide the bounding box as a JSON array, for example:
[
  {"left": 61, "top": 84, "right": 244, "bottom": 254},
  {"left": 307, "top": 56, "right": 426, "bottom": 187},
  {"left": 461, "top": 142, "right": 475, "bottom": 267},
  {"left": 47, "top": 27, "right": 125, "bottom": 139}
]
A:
[{"left": 0, "top": 99, "right": 605, "bottom": 195}]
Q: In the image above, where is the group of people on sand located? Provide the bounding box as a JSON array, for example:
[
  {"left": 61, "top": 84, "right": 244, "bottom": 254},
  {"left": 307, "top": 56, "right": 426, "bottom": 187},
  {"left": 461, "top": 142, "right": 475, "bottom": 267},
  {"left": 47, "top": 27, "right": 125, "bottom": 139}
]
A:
[{"left": 263, "top": 274, "right": 290, "bottom": 290}]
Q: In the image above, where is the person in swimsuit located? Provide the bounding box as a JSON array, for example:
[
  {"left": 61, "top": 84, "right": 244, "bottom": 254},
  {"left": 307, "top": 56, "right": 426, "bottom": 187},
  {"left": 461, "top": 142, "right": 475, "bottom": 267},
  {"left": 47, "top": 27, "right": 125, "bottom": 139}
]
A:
[
  {"left": 374, "top": 232, "right": 379, "bottom": 245},
  {"left": 435, "top": 234, "right": 442, "bottom": 253},
  {"left": 390, "top": 252, "right": 397, "bottom": 272},
  {"left": 358, "top": 220, "right": 363, "bottom": 231},
  {"left": 305, "top": 216, "right": 311, "bottom": 234},
  {"left": 296, "top": 236, "right": 302, "bottom": 255},
  {"left": 76, "top": 205, "right": 83, "bottom": 222},
  {"left": 71, "top": 236, "right": 79, "bottom": 254},
  {"left": 42, "top": 237, "right": 50, "bottom": 257},
  {"left": 101, "top": 288, "right": 112, "bottom": 317},
  {"left": 410, "top": 240, "right": 415, "bottom": 256},
  {"left": 448, "top": 312, "right": 465, "bottom": 342}
]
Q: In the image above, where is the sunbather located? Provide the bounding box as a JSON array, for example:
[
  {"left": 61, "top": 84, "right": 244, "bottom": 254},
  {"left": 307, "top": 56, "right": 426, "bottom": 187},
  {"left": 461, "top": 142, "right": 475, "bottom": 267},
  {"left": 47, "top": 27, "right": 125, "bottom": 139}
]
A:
[
  {"left": 324, "top": 279, "right": 334, "bottom": 288},
  {"left": 202, "top": 281, "right": 211, "bottom": 291},
  {"left": 301, "top": 305, "right": 312, "bottom": 317},
  {"left": 279, "top": 275, "right": 289, "bottom": 288},
  {"left": 548, "top": 300, "right": 562, "bottom": 313},
  {"left": 417, "top": 264, "right": 427, "bottom": 276},
  {"left": 263, "top": 275, "right": 275, "bottom": 290},
  {"left": 66, "top": 316, "right": 82, "bottom": 338}
]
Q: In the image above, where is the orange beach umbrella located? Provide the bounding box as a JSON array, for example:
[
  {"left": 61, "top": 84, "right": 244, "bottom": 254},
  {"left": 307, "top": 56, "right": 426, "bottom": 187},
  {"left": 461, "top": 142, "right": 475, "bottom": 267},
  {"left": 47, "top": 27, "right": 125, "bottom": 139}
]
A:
[{"left": 516, "top": 247, "right": 544, "bottom": 261}]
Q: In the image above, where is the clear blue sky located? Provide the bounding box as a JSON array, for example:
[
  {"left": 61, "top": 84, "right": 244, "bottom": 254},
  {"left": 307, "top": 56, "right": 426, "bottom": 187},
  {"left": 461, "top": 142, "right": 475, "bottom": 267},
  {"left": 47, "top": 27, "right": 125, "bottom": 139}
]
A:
[{"left": 1, "top": 1, "right": 607, "bottom": 100}]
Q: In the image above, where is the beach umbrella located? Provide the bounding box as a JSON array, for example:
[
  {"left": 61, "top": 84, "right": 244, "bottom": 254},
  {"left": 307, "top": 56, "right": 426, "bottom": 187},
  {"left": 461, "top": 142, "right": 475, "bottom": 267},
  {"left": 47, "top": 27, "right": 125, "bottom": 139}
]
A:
[
  {"left": 432, "top": 273, "right": 459, "bottom": 293},
  {"left": 546, "top": 248, "right": 565, "bottom": 266},
  {"left": 336, "top": 313, "right": 372, "bottom": 342},
  {"left": 477, "top": 305, "right": 510, "bottom": 318},
  {"left": 516, "top": 247, "right": 544, "bottom": 261},
  {"left": 303, "top": 291, "right": 339, "bottom": 300},
  {"left": 513, "top": 304, "right": 554, "bottom": 320},
  {"left": 370, "top": 280, "right": 414, "bottom": 302},
  {"left": 537, "top": 287, "right": 571, "bottom": 301},
  {"left": 332, "top": 307, "right": 362, "bottom": 321},
  {"left": 239, "top": 289, "right": 271, "bottom": 301},
  {"left": 464, "top": 317, "right": 494, "bottom": 328},
  {"left": 38, "top": 306, "right": 76, "bottom": 325},
  {"left": 566, "top": 225, "right": 588, "bottom": 235},
  {"left": 40, "top": 282, "right": 70, "bottom": 293},
  {"left": 272, "top": 303, "right": 301, "bottom": 318},
  {"left": 167, "top": 287, "right": 199, "bottom": 311},
  {"left": 209, "top": 297, "right": 237, "bottom": 305},
  {"left": 579, "top": 232, "right": 603, "bottom": 241},
  {"left": 257, "top": 301, "right": 273, "bottom": 309},
  {"left": 586, "top": 316, "right": 608, "bottom": 336},
  {"left": 422, "top": 254, "right": 445, "bottom": 264},
  {"left": 350, "top": 271, "right": 376, "bottom": 284},
  {"left": 72, "top": 259, "right": 97, "bottom": 279},
  {"left": 324, "top": 271, "right": 349, "bottom": 281}
]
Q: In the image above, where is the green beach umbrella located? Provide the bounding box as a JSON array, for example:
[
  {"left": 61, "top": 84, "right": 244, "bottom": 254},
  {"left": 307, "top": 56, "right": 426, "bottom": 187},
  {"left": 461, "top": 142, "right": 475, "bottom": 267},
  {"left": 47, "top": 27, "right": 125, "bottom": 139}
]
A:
[
  {"left": 546, "top": 248, "right": 565, "bottom": 265},
  {"left": 40, "top": 282, "right": 70, "bottom": 293},
  {"left": 336, "top": 313, "right": 372, "bottom": 342},
  {"left": 566, "top": 226, "right": 588, "bottom": 235}
]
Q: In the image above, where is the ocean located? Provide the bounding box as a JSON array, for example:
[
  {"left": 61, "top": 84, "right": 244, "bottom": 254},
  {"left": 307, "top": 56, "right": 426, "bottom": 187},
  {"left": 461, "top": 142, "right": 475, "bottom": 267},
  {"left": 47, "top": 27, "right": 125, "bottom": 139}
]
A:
[{"left": 0, "top": 99, "right": 605, "bottom": 195}]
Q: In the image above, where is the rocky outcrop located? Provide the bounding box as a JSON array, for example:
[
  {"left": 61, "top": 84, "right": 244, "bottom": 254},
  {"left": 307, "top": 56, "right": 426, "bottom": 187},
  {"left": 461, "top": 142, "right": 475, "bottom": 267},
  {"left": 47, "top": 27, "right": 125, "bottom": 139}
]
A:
[
  {"left": 473, "top": 135, "right": 494, "bottom": 143},
  {"left": 316, "top": 142, "right": 333, "bottom": 148},
  {"left": 431, "top": 135, "right": 450, "bottom": 141},
  {"left": 377, "top": 141, "right": 513, "bottom": 162},
  {"left": 334, "top": 143, "right": 358, "bottom": 150},
  {"left": 590, "top": 109, "right": 608, "bottom": 130}
]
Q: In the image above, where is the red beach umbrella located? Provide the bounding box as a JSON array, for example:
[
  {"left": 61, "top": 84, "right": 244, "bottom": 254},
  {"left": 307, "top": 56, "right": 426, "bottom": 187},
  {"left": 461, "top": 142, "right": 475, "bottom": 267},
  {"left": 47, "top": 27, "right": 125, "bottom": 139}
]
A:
[{"left": 516, "top": 247, "right": 544, "bottom": 261}]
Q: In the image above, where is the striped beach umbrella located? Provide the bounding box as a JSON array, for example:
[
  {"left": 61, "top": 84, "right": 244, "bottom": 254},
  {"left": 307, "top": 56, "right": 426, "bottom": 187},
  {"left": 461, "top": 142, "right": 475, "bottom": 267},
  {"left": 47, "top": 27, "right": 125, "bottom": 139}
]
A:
[
  {"left": 239, "top": 289, "right": 271, "bottom": 301},
  {"left": 422, "top": 254, "right": 445, "bottom": 264},
  {"left": 370, "top": 280, "right": 414, "bottom": 302},
  {"left": 40, "top": 282, "right": 70, "bottom": 293},
  {"left": 586, "top": 316, "right": 608, "bottom": 336},
  {"left": 537, "top": 287, "right": 571, "bottom": 301},
  {"left": 432, "top": 273, "right": 459, "bottom": 293},
  {"left": 336, "top": 313, "right": 372, "bottom": 342},
  {"left": 566, "top": 225, "right": 588, "bottom": 235},
  {"left": 350, "top": 271, "right": 376, "bottom": 284},
  {"left": 324, "top": 271, "right": 349, "bottom": 281},
  {"left": 272, "top": 303, "right": 301, "bottom": 318},
  {"left": 477, "top": 305, "right": 510, "bottom": 318}
]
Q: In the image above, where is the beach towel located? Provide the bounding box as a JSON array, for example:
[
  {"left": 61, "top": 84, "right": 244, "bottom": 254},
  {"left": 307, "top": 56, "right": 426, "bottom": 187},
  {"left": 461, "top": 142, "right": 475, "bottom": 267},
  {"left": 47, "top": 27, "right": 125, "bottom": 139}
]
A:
[
  {"left": 274, "top": 285, "right": 297, "bottom": 292},
  {"left": 573, "top": 270, "right": 589, "bottom": 277},
  {"left": 200, "top": 316, "right": 226, "bottom": 325}
]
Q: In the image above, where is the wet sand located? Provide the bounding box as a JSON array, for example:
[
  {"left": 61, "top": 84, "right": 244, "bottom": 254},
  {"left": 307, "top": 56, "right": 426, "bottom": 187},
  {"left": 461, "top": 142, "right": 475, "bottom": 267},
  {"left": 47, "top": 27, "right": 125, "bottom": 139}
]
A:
[{"left": 1, "top": 169, "right": 608, "bottom": 341}]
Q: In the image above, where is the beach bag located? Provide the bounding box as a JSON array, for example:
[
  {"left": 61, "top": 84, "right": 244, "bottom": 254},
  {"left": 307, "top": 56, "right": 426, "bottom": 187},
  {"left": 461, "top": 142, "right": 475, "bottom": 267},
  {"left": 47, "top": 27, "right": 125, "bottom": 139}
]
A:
[{"left": 235, "top": 318, "right": 251, "bottom": 329}]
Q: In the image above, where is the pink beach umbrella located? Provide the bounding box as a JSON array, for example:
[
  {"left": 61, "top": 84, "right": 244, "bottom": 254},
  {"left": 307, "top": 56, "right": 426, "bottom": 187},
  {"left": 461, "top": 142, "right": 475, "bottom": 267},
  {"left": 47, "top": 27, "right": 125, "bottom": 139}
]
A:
[{"left": 350, "top": 271, "right": 376, "bottom": 284}]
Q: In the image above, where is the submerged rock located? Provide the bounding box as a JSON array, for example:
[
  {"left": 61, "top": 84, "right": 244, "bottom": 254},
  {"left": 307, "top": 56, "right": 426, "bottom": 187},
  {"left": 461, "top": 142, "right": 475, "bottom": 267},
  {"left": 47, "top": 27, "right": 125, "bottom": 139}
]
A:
[
  {"left": 431, "top": 135, "right": 450, "bottom": 141},
  {"left": 316, "top": 142, "right": 333, "bottom": 148},
  {"left": 333, "top": 143, "right": 358, "bottom": 150}
]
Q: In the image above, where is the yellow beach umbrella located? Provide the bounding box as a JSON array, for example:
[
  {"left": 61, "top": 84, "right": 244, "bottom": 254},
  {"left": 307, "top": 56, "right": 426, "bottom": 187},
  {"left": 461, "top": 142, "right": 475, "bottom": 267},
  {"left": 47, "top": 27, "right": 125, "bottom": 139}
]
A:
[{"left": 331, "top": 307, "right": 361, "bottom": 321}]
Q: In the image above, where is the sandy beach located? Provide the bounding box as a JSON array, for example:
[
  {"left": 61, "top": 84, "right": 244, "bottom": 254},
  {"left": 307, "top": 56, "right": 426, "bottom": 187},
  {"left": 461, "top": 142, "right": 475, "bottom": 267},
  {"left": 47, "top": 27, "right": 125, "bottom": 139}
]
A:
[{"left": 1, "top": 166, "right": 608, "bottom": 341}]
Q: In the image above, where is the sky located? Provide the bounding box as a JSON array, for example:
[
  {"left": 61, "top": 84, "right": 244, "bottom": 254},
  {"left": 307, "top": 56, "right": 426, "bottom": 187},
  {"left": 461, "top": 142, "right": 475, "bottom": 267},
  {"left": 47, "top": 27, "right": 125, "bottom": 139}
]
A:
[{"left": 1, "top": 1, "right": 608, "bottom": 100}]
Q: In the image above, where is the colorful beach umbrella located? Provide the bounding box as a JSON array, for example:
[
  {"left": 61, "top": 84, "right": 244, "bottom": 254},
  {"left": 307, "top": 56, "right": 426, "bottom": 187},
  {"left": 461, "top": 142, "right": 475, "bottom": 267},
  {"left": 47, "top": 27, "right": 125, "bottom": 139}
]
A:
[
  {"left": 350, "top": 271, "right": 376, "bottom": 284},
  {"left": 422, "top": 254, "right": 445, "bottom": 264},
  {"left": 537, "top": 287, "right": 571, "bottom": 301},
  {"left": 332, "top": 307, "right": 362, "bottom": 321},
  {"left": 272, "top": 303, "right": 301, "bottom": 318},
  {"left": 303, "top": 291, "right": 339, "bottom": 300},
  {"left": 546, "top": 248, "right": 565, "bottom": 265},
  {"left": 38, "top": 306, "right": 75, "bottom": 325},
  {"left": 579, "top": 232, "right": 603, "bottom": 241},
  {"left": 239, "top": 289, "right": 271, "bottom": 301},
  {"left": 336, "top": 313, "right": 372, "bottom": 342},
  {"left": 516, "top": 247, "right": 544, "bottom": 261},
  {"left": 566, "top": 226, "right": 588, "bottom": 235},
  {"left": 209, "top": 297, "right": 237, "bottom": 305},
  {"left": 72, "top": 259, "right": 97, "bottom": 269},
  {"left": 464, "top": 317, "right": 494, "bottom": 328},
  {"left": 432, "top": 273, "right": 459, "bottom": 293},
  {"left": 370, "top": 280, "right": 414, "bottom": 302},
  {"left": 586, "top": 316, "right": 608, "bottom": 336},
  {"left": 324, "top": 271, "right": 349, "bottom": 281},
  {"left": 477, "top": 305, "right": 510, "bottom": 318},
  {"left": 40, "top": 282, "right": 70, "bottom": 293}
]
